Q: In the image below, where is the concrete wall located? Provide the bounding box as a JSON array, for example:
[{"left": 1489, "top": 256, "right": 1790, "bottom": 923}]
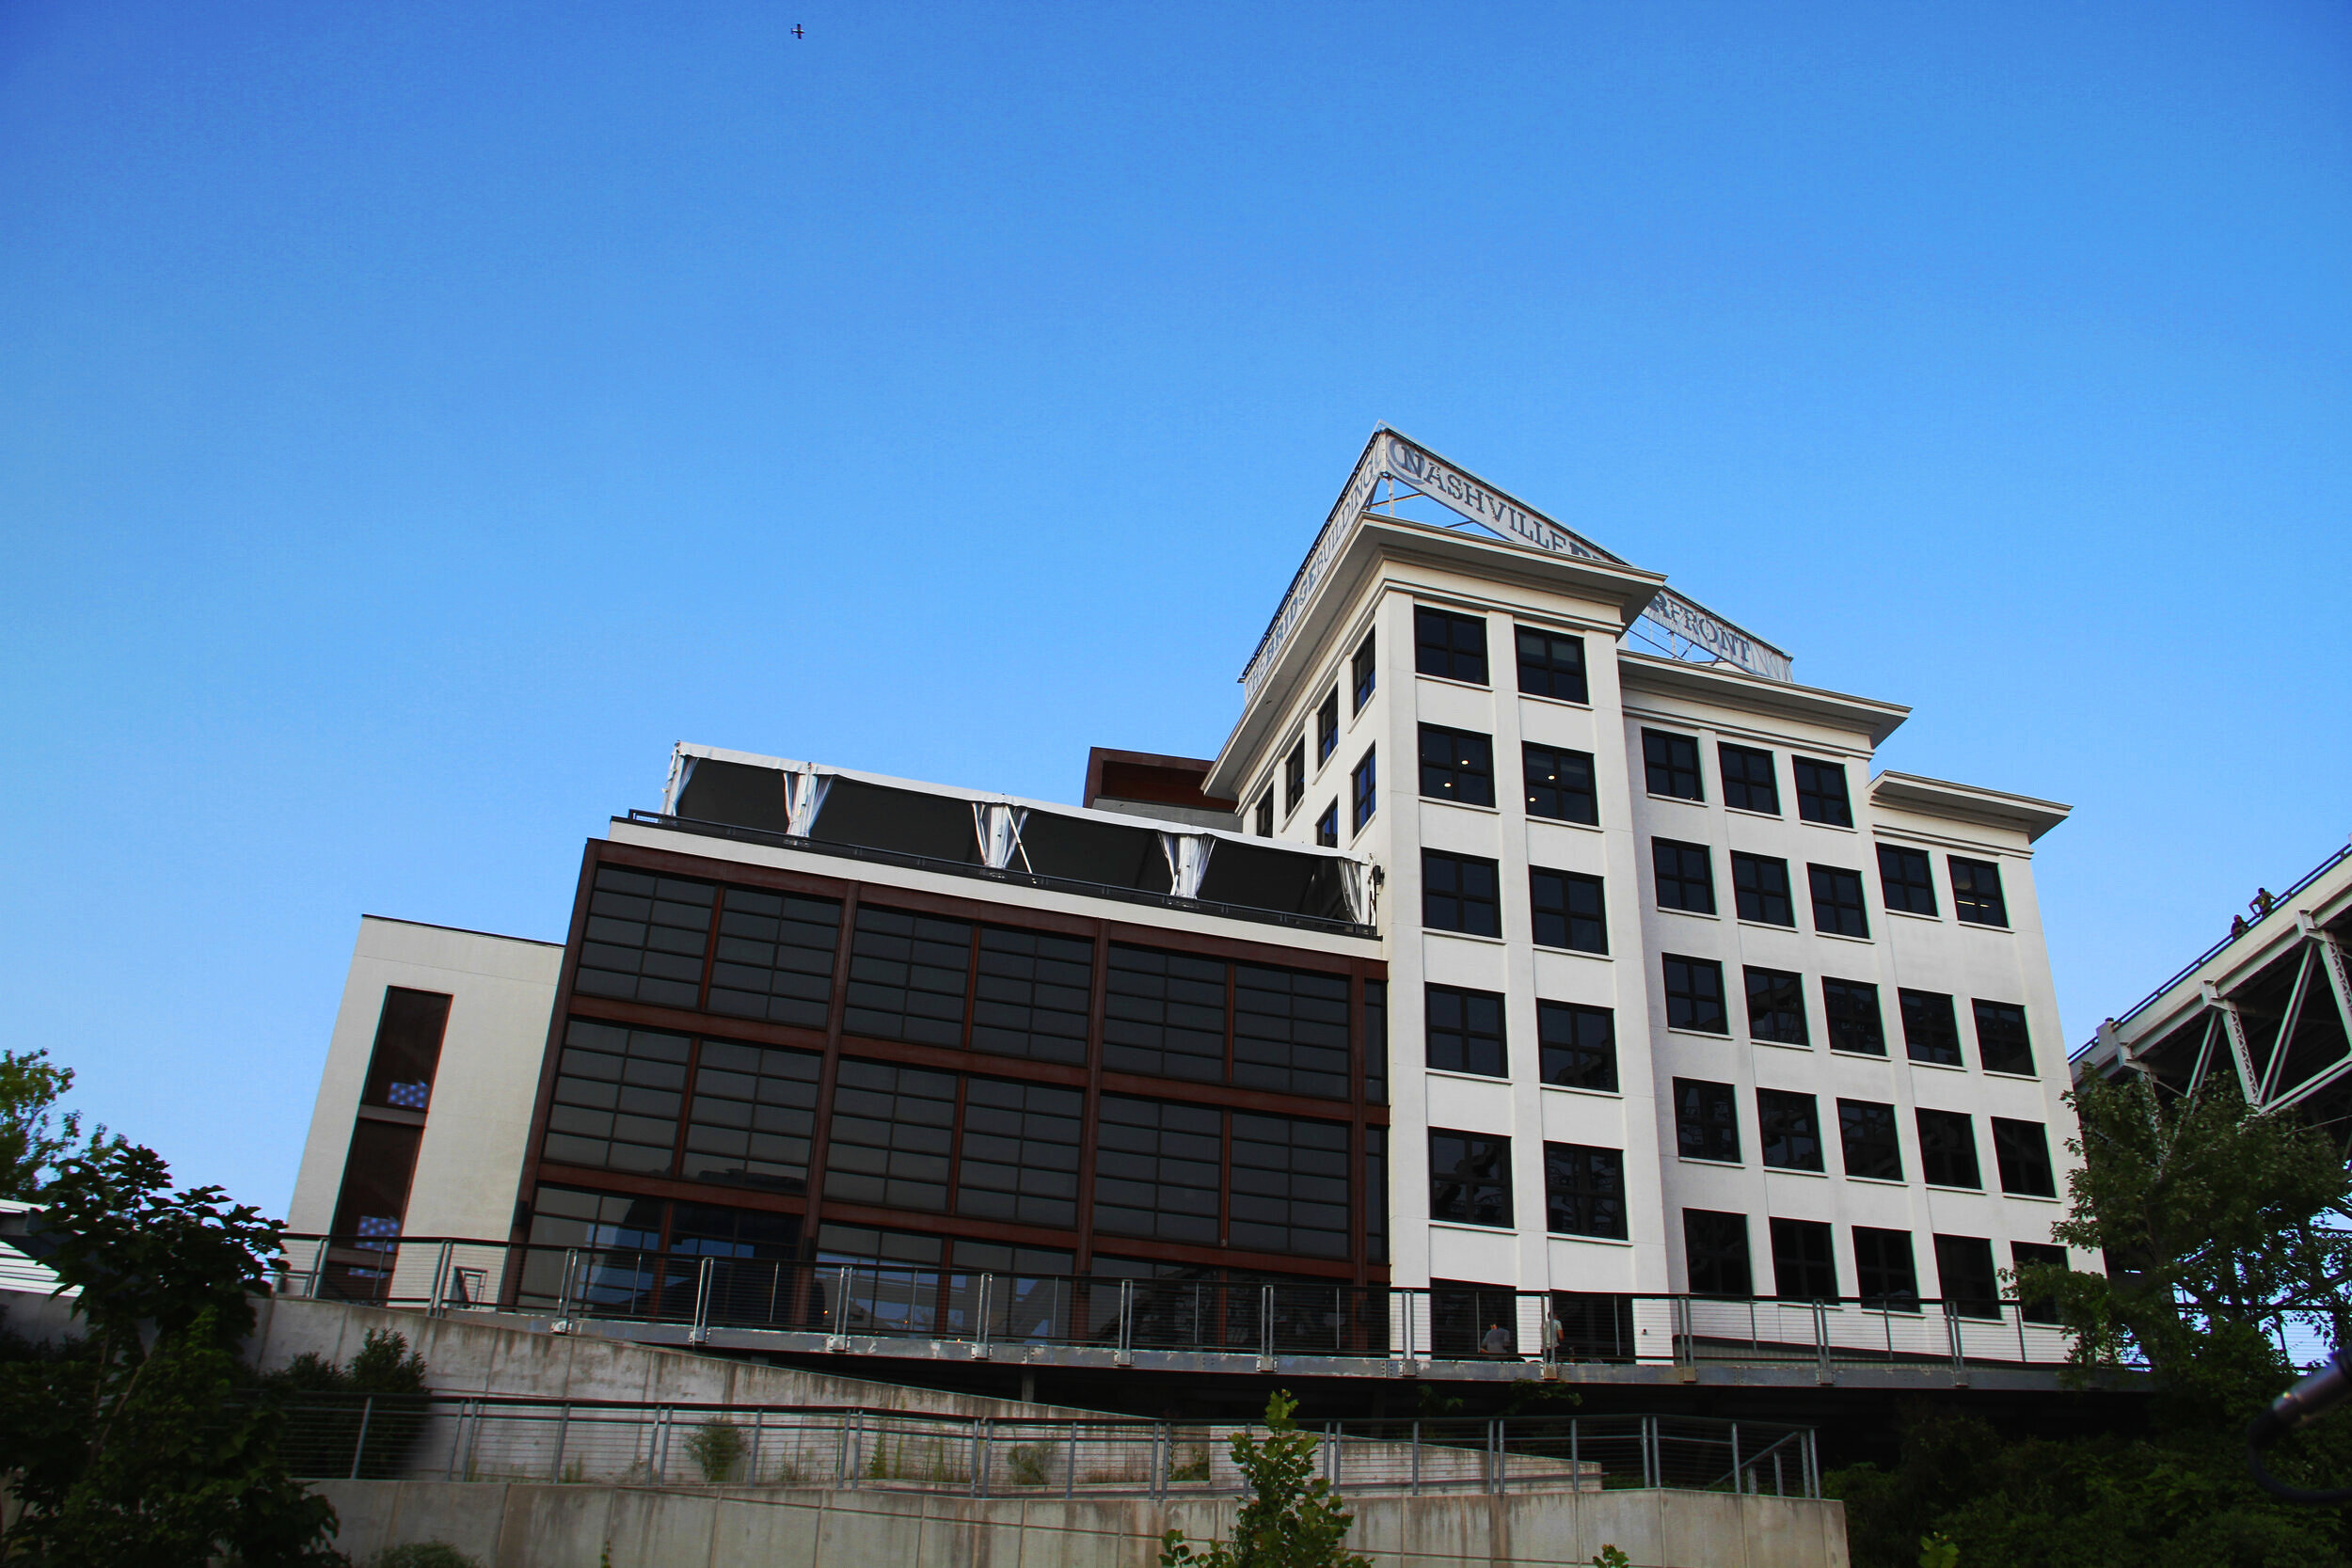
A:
[{"left": 318, "top": 1478, "right": 1848, "bottom": 1568}]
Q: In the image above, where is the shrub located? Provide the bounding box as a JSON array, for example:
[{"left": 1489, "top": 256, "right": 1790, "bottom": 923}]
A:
[
  {"left": 1006, "top": 1443, "right": 1053, "bottom": 1487},
  {"left": 684, "top": 1418, "right": 745, "bottom": 1483}
]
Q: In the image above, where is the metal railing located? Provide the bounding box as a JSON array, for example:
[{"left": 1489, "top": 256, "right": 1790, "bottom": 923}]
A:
[
  {"left": 275, "top": 1234, "right": 2098, "bottom": 1375},
  {"left": 279, "top": 1395, "right": 1820, "bottom": 1499}
]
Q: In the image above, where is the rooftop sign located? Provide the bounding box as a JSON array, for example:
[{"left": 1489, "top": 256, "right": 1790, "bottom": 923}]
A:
[{"left": 1241, "top": 429, "right": 1792, "bottom": 701}]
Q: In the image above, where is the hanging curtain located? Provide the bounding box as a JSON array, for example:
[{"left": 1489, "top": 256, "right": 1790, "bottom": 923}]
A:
[
  {"left": 1160, "top": 832, "right": 1216, "bottom": 900},
  {"left": 973, "top": 802, "right": 1031, "bottom": 869},
  {"left": 785, "top": 767, "right": 833, "bottom": 838},
  {"left": 663, "top": 752, "right": 698, "bottom": 817}
]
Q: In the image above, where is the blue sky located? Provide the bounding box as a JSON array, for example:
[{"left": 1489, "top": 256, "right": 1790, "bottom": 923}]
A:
[{"left": 3, "top": 2, "right": 2346, "bottom": 1211}]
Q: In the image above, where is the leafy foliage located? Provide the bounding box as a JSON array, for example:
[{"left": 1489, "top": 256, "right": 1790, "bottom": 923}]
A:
[
  {"left": 0, "top": 1048, "right": 119, "bottom": 1199},
  {"left": 683, "top": 1417, "right": 744, "bottom": 1483},
  {"left": 1159, "top": 1390, "right": 1371, "bottom": 1568},
  {"left": 269, "top": 1329, "right": 433, "bottom": 1481}
]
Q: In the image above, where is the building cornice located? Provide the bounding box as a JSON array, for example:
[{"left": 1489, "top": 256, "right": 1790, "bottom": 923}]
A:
[
  {"left": 1616, "top": 653, "right": 1910, "bottom": 747},
  {"left": 1868, "top": 771, "right": 2072, "bottom": 844}
]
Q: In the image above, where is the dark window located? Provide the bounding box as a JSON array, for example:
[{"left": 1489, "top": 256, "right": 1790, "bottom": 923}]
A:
[
  {"left": 1364, "top": 1127, "right": 1389, "bottom": 1262},
  {"left": 844, "top": 906, "right": 971, "bottom": 1047},
  {"left": 1104, "top": 944, "right": 1228, "bottom": 1082},
  {"left": 1675, "top": 1077, "right": 1740, "bottom": 1163},
  {"left": 1822, "top": 979, "right": 1886, "bottom": 1055},
  {"left": 1663, "top": 955, "right": 1728, "bottom": 1034},
  {"left": 955, "top": 1078, "right": 1084, "bottom": 1228},
  {"left": 1352, "top": 630, "right": 1376, "bottom": 712},
  {"left": 1351, "top": 748, "right": 1377, "bottom": 830},
  {"left": 1643, "top": 729, "right": 1703, "bottom": 800},
  {"left": 360, "top": 988, "right": 451, "bottom": 1111},
  {"left": 1838, "top": 1099, "right": 1903, "bottom": 1181},
  {"left": 1415, "top": 607, "right": 1489, "bottom": 685},
  {"left": 1515, "top": 626, "right": 1588, "bottom": 703},
  {"left": 1551, "top": 1291, "right": 1638, "bottom": 1359},
  {"left": 1991, "top": 1118, "right": 2057, "bottom": 1197},
  {"left": 2010, "top": 1242, "right": 2068, "bottom": 1324},
  {"left": 1684, "top": 1210, "right": 1752, "bottom": 1296},
  {"left": 1418, "top": 724, "right": 1496, "bottom": 806},
  {"left": 543, "top": 1020, "right": 690, "bottom": 1175},
  {"left": 1429, "top": 1130, "right": 1513, "bottom": 1227},
  {"left": 1423, "top": 850, "right": 1502, "bottom": 936},
  {"left": 1771, "top": 1218, "right": 1838, "bottom": 1301},
  {"left": 1092, "top": 1096, "right": 1222, "bottom": 1245},
  {"left": 707, "top": 888, "right": 840, "bottom": 1029},
  {"left": 1934, "top": 1235, "right": 2001, "bottom": 1318},
  {"left": 1315, "top": 689, "right": 1340, "bottom": 765},
  {"left": 822, "top": 1059, "right": 959, "bottom": 1212},
  {"left": 1807, "top": 864, "right": 1869, "bottom": 939},
  {"left": 1523, "top": 744, "right": 1598, "bottom": 825},
  {"left": 1232, "top": 964, "right": 1350, "bottom": 1100},
  {"left": 1899, "top": 990, "right": 1963, "bottom": 1066},
  {"left": 1531, "top": 867, "right": 1608, "bottom": 954},
  {"left": 1730, "top": 852, "right": 1793, "bottom": 926},
  {"left": 1230, "top": 1114, "right": 1350, "bottom": 1258},
  {"left": 1284, "top": 742, "right": 1306, "bottom": 815},
  {"left": 1537, "top": 1001, "right": 1617, "bottom": 1092},
  {"left": 1949, "top": 857, "right": 2009, "bottom": 926},
  {"left": 969, "top": 927, "right": 1092, "bottom": 1063},
  {"left": 1544, "top": 1143, "right": 1627, "bottom": 1239},
  {"left": 1916, "top": 1109, "right": 1981, "bottom": 1189},
  {"left": 1254, "top": 793, "right": 1274, "bottom": 836},
  {"left": 1792, "top": 757, "right": 1853, "bottom": 827},
  {"left": 1877, "top": 846, "right": 1937, "bottom": 917},
  {"left": 1432, "top": 1279, "right": 1518, "bottom": 1358},
  {"left": 1426, "top": 986, "right": 1507, "bottom": 1077},
  {"left": 1744, "top": 967, "right": 1808, "bottom": 1045},
  {"left": 1719, "top": 744, "right": 1779, "bottom": 814},
  {"left": 329, "top": 1119, "right": 422, "bottom": 1249},
  {"left": 576, "top": 866, "right": 716, "bottom": 1010},
  {"left": 1315, "top": 802, "right": 1339, "bottom": 847},
  {"left": 1363, "top": 979, "right": 1387, "bottom": 1106},
  {"left": 1756, "top": 1088, "right": 1824, "bottom": 1171},
  {"left": 681, "top": 1039, "right": 821, "bottom": 1193},
  {"left": 1853, "top": 1227, "right": 1919, "bottom": 1308},
  {"left": 1974, "top": 1000, "right": 2035, "bottom": 1076},
  {"left": 1653, "top": 839, "right": 1715, "bottom": 914}
]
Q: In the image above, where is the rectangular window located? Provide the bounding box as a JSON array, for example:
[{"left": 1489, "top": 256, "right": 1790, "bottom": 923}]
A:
[
  {"left": 1551, "top": 1291, "right": 1638, "bottom": 1359},
  {"left": 708, "top": 888, "right": 841, "bottom": 1029},
  {"left": 1232, "top": 964, "right": 1351, "bottom": 1100},
  {"left": 1675, "top": 1077, "right": 1740, "bottom": 1163},
  {"left": 1974, "top": 1000, "right": 2035, "bottom": 1076},
  {"left": 2011, "top": 1242, "right": 2068, "bottom": 1324},
  {"left": 1423, "top": 849, "right": 1502, "bottom": 936},
  {"left": 1426, "top": 985, "right": 1507, "bottom": 1077},
  {"left": 1838, "top": 1099, "right": 1903, "bottom": 1181},
  {"left": 1934, "top": 1235, "right": 2002, "bottom": 1319},
  {"left": 1756, "top": 1088, "right": 1824, "bottom": 1171},
  {"left": 1544, "top": 1142, "right": 1627, "bottom": 1238},
  {"left": 576, "top": 866, "right": 716, "bottom": 1010},
  {"left": 1230, "top": 1113, "right": 1351, "bottom": 1259},
  {"left": 844, "top": 906, "right": 972, "bottom": 1047},
  {"left": 543, "top": 1020, "right": 691, "bottom": 1175},
  {"left": 1853, "top": 1227, "right": 1919, "bottom": 1308},
  {"left": 1991, "top": 1117, "right": 2057, "bottom": 1197},
  {"left": 1522, "top": 743, "right": 1598, "bottom": 825},
  {"left": 1351, "top": 747, "right": 1377, "bottom": 831},
  {"left": 1537, "top": 1001, "right": 1616, "bottom": 1092},
  {"left": 330, "top": 1119, "right": 423, "bottom": 1253},
  {"left": 1653, "top": 838, "right": 1716, "bottom": 914},
  {"left": 1877, "top": 845, "right": 1937, "bottom": 917},
  {"left": 1719, "top": 743, "right": 1780, "bottom": 815},
  {"left": 1092, "top": 1095, "right": 1222, "bottom": 1245},
  {"left": 1103, "top": 944, "right": 1228, "bottom": 1082},
  {"left": 822, "top": 1058, "right": 960, "bottom": 1212},
  {"left": 1531, "top": 867, "right": 1608, "bottom": 954},
  {"left": 1949, "top": 857, "right": 2009, "bottom": 926},
  {"left": 1364, "top": 979, "right": 1387, "bottom": 1105},
  {"left": 955, "top": 1078, "right": 1084, "bottom": 1229},
  {"left": 1642, "top": 729, "right": 1703, "bottom": 800},
  {"left": 1744, "top": 967, "right": 1808, "bottom": 1046},
  {"left": 680, "top": 1038, "right": 821, "bottom": 1193},
  {"left": 1351, "top": 629, "right": 1376, "bottom": 712},
  {"left": 1730, "top": 852, "right": 1793, "bottom": 926},
  {"left": 1315, "top": 689, "right": 1340, "bottom": 765},
  {"left": 1415, "top": 607, "right": 1489, "bottom": 685},
  {"left": 1418, "top": 724, "right": 1496, "bottom": 806},
  {"left": 1663, "top": 955, "right": 1728, "bottom": 1035},
  {"left": 1364, "top": 1126, "right": 1389, "bottom": 1263},
  {"left": 1807, "top": 864, "right": 1870, "bottom": 938},
  {"left": 1916, "top": 1109, "right": 1981, "bottom": 1189},
  {"left": 1315, "top": 802, "right": 1339, "bottom": 847},
  {"left": 1429, "top": 1130, "right": 1513, "bottom": 1227},
  {"left": 1899, "top": 989, "right": 1963, "bottom": 1066},
  {"left": 361, "top": 988, "right": 452, "bottom": 1112},
  {"left": 1515, "top": 626, "right": 1588, "bottom": 703},
  {"left": 1254, "top": 793, "right": 1274, "bottom": 836},
  {"left": 1793, "top": 756, "right": 1853, "bottom": 827},
  {"left": 1284, "top": 742, "right": 1306, "bottom": 815},
  {"left": 1684, "top": 1210, "right": 1752, "bottom": 1296},
  {"left": 1770, "top": 1218, "right": 1838, "bottom": 1301},
  {"left": 1822, "top": 979, "right": 1886, "bottom": 1055},
  {"left": 969, "top": 927, "right": 1092, "bottom": 1064}
]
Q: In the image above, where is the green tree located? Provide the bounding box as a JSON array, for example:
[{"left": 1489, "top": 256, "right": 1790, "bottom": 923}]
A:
[
  {"left": 0, "top": 1047, "right": 118, "bottom": 1199},
  {"left": 1159, "top": 1390, "right": 1372, "bottom": 1568}
]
